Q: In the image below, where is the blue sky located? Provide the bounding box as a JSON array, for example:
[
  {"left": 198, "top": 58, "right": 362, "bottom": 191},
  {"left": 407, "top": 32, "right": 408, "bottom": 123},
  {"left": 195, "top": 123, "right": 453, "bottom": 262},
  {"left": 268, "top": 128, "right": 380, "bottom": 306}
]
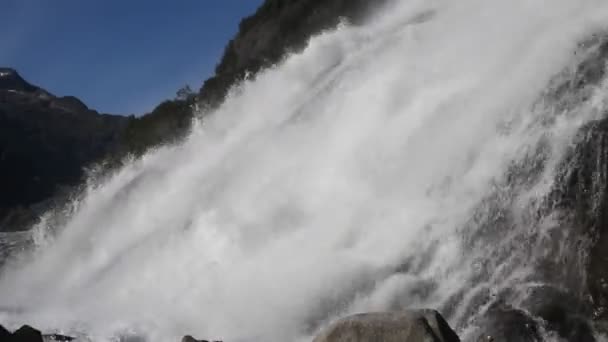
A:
[{"left": 0, "top": 1, "right": 263, "bottom": 115}]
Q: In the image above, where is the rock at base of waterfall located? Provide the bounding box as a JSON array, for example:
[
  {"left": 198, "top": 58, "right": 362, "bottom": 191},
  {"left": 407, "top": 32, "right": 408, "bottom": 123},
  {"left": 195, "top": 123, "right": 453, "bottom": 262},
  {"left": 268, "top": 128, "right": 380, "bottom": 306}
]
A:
[
  {"left": 182, "top": 336, "right": 205, "bottom": 342},
  {"left": 0, "top": 324, "right": 12, "bottom": 340},
  {"left": 522, "top": 286, "right": 596, "bottom": 342},
  {"left": 11, "top": 325, "right": 43, "bottom": 342},
  {"left": 47, "top": 333, "right": 75, "bottom": 342},
  {"left": 470, "top": 303, "right": 541, "bottom": 342},
  {"left": 181, "top": 336, "right": 222, "bottom": 342},
  {"left": 312, "top": 309, "right": 460, "bottom": 342},
  {"left": 0, "top": 324, "right": 75, "bottom": 342}
]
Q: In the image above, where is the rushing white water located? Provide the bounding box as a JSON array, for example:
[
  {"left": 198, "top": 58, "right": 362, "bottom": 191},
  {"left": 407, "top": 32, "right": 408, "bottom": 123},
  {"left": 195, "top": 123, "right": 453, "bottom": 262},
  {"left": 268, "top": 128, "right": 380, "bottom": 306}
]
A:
[{"left": 3, "top": 0, "right": 608, "bottom": 341}]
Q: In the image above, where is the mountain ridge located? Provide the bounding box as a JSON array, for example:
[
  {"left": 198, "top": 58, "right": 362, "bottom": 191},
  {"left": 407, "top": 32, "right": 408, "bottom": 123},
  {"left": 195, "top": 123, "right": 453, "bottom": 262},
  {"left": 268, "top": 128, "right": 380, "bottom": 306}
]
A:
[{"left": 0, "top": 69, "right": 129, "bottom": 231}]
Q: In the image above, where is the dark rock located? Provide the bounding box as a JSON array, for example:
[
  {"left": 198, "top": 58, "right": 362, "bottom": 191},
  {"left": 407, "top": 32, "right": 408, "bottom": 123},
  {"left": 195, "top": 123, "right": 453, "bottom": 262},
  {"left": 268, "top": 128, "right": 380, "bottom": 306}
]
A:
[
  {"left": 45, "top": 333, "right": 75, "bottom": 341},
  {"left": 543, "top": 114, "right": 608, "bottom": 323},
  {"left": 442, "top": 33, "right": 608, "bottom": 340},
  {"left": 0, "top": 68, "right": 38, "bottom": 93},
  {"left": 312, "top": 309, "right": 460, "bottom": 342},
  {"left": 181, "top": 336, "right": 218, "bottom": 342},
  {"left": 470, "top": 303, "right": 540, "bottom": 342},
  {"left": 522, "top": 286, "right": 595, "bottom": 342},
  {"left": 536, "top": 34, "right": 608, "bottom": 326},
  {"left": 12, "top": 325, "right": 43, "bottom": 342},
  {"left": 52, "top": 96, "right": 89, "bottom": 112},
  {"left": 0, "top": 324, "right": 11, "bottom": 341},
  {"left": 182, "top": 336, "right": 212, "bottom": 342}
]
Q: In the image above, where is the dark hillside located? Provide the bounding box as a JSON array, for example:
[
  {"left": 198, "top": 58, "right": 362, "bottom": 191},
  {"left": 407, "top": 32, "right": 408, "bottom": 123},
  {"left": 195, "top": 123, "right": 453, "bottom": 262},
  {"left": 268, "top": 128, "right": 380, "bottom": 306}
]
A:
[{"left": 0, "top": 69, "right": 129, "bottom": 231}]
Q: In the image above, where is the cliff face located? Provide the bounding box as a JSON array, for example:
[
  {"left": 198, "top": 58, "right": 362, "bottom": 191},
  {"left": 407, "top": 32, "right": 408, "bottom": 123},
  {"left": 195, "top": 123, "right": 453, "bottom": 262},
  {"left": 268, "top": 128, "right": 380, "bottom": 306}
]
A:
[
  {"left": 448, "top": 36, "right": 608, "bottom": 339},
  {"left": 0, "top": 68, "right": 129, "bottom": 231},
  {"left": 532, "top": 37, "right": 608, "bottom": 327},
  {"left": 199, "top": 0, "right": 389, "bottom": 106},
  {"left": 119, "top": 0, "right": 390, "bottom": 157},
  {"left": 555, "top": 112, "right": 608, "bottom": 322}
]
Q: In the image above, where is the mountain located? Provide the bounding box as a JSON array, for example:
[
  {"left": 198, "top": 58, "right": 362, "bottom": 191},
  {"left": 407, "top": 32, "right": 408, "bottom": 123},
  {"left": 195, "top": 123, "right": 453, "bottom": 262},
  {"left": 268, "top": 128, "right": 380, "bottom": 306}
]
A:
[
  {"left": 0, "top": 68, "right": 38, "bottom": 93},
  {"left": 0, "top": 68, "right": 129, "bottom": 231}
]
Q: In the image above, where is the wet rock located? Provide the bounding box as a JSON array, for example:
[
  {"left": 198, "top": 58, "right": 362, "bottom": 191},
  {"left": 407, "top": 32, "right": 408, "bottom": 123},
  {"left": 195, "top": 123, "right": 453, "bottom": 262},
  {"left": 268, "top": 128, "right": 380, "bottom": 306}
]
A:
[
  {"left": 181, "top": 336, "right": 208, "bottom": 342},
  {"left": 45, "top": 333, "right": 75, "bottom": 341},
  {"left": 522, "top": 286, "right": 595, "bottom": 342},
  {"left": 471, "top": 303, "right": 540, "bottom": 342},
  {"left": 0, "top": 324, "right": 76, "bottom": 342},
  {"left": 312, "top": 309, "right": 460, "bottom": 342},
  {"left": 0, "top": 324, "right": 12, "bottom": 340},
  {"left": 180, "top": 336, "right": 221, "bottom": 342},
  {"left": 12, "top": 325, "right": 43, "bottom": 342},
  {"left": 539, "top": 306, "right": 595, "bottom": 342},
  {"left": 547, "top": 116, "right": 608, "bottom": 322}
]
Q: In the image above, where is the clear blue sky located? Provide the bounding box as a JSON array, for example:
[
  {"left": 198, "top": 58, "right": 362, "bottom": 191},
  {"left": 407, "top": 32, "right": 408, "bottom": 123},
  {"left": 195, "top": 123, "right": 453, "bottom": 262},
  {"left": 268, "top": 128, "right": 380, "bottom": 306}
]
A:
[{"left": 0, "top": 1, "right": 263, "bottom": 115}]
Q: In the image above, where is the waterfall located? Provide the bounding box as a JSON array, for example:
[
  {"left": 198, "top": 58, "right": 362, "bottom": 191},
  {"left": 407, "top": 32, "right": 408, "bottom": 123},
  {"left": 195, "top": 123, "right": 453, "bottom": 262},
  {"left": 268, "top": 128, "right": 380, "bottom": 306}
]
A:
[{"left": 2, "top": 0, "right": 608, "bottom": 341}]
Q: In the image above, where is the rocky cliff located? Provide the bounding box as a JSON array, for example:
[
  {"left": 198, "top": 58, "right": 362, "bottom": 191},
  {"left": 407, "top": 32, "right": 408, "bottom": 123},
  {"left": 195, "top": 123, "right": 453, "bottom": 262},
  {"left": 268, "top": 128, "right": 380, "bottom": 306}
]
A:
[{"left": 198, "top": 0, "right": 389, "bottom": 106}]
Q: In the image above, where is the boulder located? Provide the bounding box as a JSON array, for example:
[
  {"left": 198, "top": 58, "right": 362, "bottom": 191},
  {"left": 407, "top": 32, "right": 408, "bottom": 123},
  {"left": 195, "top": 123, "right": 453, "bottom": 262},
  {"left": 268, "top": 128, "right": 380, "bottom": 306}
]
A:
[
  {"left": 522, "top": 286, "right": 595, "bottom": 342},
  {"left": 470, "top": 303, "right": 540, "bottom": 342},
  {"left": 181, "top": 336, "right": 220, "bottom": 342},
  {"left": 0, "top": 325, "right": 12, "bottom": 340},
  {"left": 313, "top": 309, "right": 460, "bottom": 342},
  {"left": 182, "top": 336, "right": 208, "bottom": 342},
  {"left": 12, "top": 325, "right": 43, "bottom": 342},
  {"left": 45, "top": 333, "right": 75, "bottom": 341},
  {"left": 0, "top": 324, "right": 75, "bottom": 342}
]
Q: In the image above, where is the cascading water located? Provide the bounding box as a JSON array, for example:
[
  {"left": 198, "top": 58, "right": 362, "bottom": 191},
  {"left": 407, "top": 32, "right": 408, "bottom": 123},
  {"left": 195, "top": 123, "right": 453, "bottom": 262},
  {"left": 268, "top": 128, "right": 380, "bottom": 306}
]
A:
[{"left": 2, "top": 0, "right": 608, "bottom": 341}]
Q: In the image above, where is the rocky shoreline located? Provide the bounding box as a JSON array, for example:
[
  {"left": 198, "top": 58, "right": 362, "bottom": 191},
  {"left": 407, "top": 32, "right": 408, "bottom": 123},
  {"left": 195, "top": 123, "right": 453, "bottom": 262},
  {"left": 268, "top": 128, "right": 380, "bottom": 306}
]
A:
[
  {"left": 2, "top": 306, "right": 586, "bottom": 342},
  {"left": 1, "top": 304, "right": 598, "bottom": 341},
  {"left": 0, "top": 309, "right": 460, "bottom": 342},
  {"left": 1, "top": 324, "right": 73, "bottom": 342}
]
